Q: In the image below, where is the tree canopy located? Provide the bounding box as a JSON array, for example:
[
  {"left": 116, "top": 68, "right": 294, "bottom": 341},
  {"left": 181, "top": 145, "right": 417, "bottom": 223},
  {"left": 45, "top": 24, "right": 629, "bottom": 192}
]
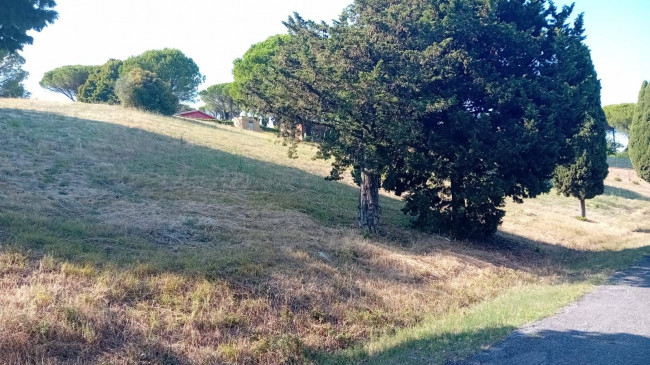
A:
[
  {"left": 241, "top": 0, "right": 596, "bottom": 237},
  {"left": 78, "top": 59, "right": 122, "bottom": 104},
  {"left": 0, "top": 0, "right": 58, "bottom": 52},
  {"left": 629, "top": 81, "right": 650, "bottom": 182},
  {"left": 40, "top": 65, "right": 96, "bottom": 101},
  {"left": 0, "top": 49, "right": 29, "bottom": 98},
  {"left": 603, "top": 103, "right": 635, "bottom": 136},
  {"left": 231, "top": 35, "right": 289, "bottom": 116},
  {"left": 115, "top": 67, "right": 178, "bottom": 116},
  {"left": 199, "top": 83, "right": 240, "bottom": 120},
  {"left": 121, "top": 48, "right": 204, "bottom": 102}
]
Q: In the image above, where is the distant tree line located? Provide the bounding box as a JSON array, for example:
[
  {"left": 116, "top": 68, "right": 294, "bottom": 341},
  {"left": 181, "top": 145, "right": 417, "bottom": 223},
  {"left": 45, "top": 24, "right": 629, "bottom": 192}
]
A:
[{"left": 39, "top": 48, "right": 203, "bottom": 115}]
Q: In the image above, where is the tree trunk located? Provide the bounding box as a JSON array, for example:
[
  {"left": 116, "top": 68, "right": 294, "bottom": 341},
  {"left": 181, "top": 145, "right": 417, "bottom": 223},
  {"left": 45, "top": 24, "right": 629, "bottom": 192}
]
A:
[
  {"left": 580, "top": 198, "right": 586, "bottom": 218},
  {"left": 611, "top": 128, "right": 616, "bottom": 144},
  {"left": 359, "top": 170, "right": 381, "bottom": 234}
]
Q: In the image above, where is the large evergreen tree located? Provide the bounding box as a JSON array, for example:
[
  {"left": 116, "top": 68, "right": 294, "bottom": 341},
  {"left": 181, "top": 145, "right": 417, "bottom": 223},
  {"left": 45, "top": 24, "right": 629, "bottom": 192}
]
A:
[
  {"left": 237, "top": 0, "right": 599, "bottom": 237},
  {"left": 629, "top": 81, "right": 650, "bottom": 182},
  {"left": 266, "top": 6, "right": 427, "bottom": 233},
  {"left": 386, "top": 1, "right": 586, "bottom": 238},
  {"left": 0, "top": 0, "right": 57, "bottom": 52}
]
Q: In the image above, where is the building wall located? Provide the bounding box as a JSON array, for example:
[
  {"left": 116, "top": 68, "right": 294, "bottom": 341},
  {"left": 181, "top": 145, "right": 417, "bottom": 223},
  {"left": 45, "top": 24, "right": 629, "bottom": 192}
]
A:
[{"left": 233, "top": 117, "right": 262, "bottom": 132}]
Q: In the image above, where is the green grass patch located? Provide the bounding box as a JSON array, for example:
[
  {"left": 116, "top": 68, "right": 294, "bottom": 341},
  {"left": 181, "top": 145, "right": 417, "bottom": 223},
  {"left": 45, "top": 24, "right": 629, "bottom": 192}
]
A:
[{"left": 319, "top": 283, "right": 592, "bottom": 364}]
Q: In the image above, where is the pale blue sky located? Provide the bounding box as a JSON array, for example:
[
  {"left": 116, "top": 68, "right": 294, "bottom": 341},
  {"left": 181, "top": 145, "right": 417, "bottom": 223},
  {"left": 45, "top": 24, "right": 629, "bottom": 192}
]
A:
[{"left": 19, "top": 0, "right": 650, "bottom": 106}]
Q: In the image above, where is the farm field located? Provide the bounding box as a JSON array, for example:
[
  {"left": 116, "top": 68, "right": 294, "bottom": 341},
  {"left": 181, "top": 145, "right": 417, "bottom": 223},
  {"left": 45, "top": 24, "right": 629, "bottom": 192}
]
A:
[{"left": 1, "top": 99, "right": 649, "bottom": 364}]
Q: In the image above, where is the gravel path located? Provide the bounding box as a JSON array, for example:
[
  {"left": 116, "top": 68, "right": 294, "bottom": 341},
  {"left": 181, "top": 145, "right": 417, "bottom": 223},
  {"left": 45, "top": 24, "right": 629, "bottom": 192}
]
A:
[{"left": 462, "top": 256, "right": 650, "bottom": 365}]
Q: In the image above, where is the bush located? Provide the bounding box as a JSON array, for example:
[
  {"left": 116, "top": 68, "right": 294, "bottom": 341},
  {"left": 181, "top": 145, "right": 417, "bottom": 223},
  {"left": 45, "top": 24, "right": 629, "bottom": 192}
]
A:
[{"left": 115, "top": 68, "right": 178, "bottom": 115}]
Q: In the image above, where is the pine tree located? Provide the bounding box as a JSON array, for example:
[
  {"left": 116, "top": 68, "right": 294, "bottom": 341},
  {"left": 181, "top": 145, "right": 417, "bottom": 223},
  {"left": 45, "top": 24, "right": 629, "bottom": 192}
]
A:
[
  {"left": 629, "top": 81, "right": 650, "bottom": 182},
  {"left": 40, "top": 65, "right": 96, "bottom": 101},
  {"left": 121, "top": 49, "right": 204, "bottom": 102}
]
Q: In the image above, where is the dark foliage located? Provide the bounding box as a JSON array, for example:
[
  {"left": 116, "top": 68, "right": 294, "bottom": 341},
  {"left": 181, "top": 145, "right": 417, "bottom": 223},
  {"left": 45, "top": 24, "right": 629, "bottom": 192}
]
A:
[
  {"left": 0, "top": 0, "right": 57, "bottom": 52},
  {"left": 629, "top": 81, "right": 650, "bottom": 182},
  {"left": 78, "top": 59, "right": 122, "bottom": 104}
]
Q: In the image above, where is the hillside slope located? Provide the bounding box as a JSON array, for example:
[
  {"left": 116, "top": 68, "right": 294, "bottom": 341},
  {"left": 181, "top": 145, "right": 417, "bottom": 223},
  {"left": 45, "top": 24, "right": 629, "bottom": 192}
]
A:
[{"left": 1, "top": 99, "right": 649, "bottom": 364}]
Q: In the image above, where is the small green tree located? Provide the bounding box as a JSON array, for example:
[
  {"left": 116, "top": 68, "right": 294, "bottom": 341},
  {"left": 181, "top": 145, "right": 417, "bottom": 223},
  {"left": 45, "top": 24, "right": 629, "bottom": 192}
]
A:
[
  {"left": 553, "top": 115, "right": 609, "bottom": 218},
  {"left": 199, "top": 83, "right": 240, "bottom": 120},
  {"left": 78, "top": 59, "right": 122, "bottom": 104},
  {"left": 121, "top": 49, "right": 204, "bottom": 102},
  {"left": 0, "top": 0, "right": 57, "bottom": 52},
  {"left": 629, "top": 81, "right": 650, "bottom": 182},
  {"left": 40, "top": 65, "right": 96, "bottom": 101},
  {"left": 115, "top": 68, "right": 178, "bottom": 115},
  {"left": 551, "top": 9, "right": 609, "bottom": 219},
  {"left": 0, "top": 49, "right": 29, "bottom": 98}
]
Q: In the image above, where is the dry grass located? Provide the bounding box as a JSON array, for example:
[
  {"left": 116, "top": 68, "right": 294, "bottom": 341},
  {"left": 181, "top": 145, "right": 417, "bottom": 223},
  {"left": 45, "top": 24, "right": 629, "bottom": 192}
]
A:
[{"left": 0, "top": 99, "right": 649, "bottom": 364}]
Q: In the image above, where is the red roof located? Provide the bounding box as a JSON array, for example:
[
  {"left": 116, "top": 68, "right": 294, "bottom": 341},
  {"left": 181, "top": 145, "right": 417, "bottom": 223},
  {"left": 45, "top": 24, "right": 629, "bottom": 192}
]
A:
[{"left": 177, "top": 110, "right": 215, "bottom": 120}]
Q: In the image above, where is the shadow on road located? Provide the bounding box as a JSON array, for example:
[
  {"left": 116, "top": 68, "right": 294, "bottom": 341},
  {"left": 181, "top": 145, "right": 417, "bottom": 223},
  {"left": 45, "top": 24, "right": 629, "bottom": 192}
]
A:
[{"left": 463, "top": 330, "right": 650, "bottom": 365}]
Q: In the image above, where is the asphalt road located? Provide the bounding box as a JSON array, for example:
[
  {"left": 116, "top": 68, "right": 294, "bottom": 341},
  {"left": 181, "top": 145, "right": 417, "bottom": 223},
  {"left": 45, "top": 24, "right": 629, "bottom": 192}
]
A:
[{"left": 462, "top": 256, "right": 650, "bottom": 365}]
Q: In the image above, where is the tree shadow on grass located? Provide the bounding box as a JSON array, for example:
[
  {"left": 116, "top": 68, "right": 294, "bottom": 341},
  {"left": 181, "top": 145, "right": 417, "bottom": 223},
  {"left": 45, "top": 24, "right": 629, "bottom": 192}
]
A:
[
  {"left": 465, "top": 231, "right": 650, "bottom": 282},
  {"left": 603, "top": 185, "right": 650, "bottom": 202},
  {"left": 1, "top": 108, "right": 645, "bottom": 281}
]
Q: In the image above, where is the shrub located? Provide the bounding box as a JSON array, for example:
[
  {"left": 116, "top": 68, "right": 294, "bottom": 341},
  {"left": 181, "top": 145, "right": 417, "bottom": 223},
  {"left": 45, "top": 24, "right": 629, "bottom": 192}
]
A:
[{"left": 115, "top": 68, "right": 178, "bottom": 115}]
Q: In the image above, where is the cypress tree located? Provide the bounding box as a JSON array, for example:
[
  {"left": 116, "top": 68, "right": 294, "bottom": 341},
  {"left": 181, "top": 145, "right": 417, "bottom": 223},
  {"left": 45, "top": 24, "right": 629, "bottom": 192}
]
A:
[
  {"left": 551, "top": 12, "right": 609, "bottom": 219},
  {"left": 388, "top": 1, "right": 580, "bottom": 238},
  {"left": 629, "top": 81, "right": 650, "bottom": 182},
  {"left": 553, "top": 115, "right": 609, "bottom": 218}
]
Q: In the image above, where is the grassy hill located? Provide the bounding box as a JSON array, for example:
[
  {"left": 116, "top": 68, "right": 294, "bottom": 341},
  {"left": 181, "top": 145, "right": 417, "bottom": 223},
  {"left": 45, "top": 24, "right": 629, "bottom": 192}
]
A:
[{"left": 1, "top": 99, "right": 649, "bottom": 364}]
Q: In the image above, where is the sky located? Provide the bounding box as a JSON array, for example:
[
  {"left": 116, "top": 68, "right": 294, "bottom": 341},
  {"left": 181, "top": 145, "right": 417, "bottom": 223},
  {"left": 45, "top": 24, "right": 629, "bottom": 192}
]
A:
[{"left": 19, "top": 0, "right": 650, "bottom": 107}]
